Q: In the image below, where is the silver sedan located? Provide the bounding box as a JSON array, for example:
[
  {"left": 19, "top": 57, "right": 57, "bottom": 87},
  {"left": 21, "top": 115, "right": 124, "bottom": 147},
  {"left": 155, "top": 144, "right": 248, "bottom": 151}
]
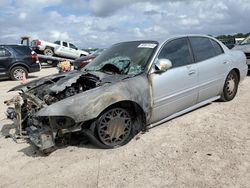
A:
[{"left": 6, "top": 35, "right": 248, "bottom": 152}]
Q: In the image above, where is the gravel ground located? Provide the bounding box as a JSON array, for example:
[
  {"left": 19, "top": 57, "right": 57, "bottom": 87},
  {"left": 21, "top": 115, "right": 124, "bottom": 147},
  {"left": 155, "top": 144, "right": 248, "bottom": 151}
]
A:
[{"left": 0, "top": 68, "right": 249, "bottom": 188}]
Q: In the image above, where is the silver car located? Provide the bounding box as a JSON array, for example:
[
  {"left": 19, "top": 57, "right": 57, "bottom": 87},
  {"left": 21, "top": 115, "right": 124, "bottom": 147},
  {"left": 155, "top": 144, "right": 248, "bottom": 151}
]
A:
[{"left": 5, "top": 35, "right": 248, "bottom": 152}]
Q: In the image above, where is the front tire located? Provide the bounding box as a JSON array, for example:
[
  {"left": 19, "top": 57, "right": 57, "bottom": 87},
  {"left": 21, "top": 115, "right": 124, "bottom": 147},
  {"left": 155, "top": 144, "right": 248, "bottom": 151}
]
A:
[
  {"left": 10, "top": 66, "right": 28, "bottom": 81},
  {"left": 220, "top": 70, "right": 239, "bottom": 102},
  {"left": 95, "top": 108, "right": 133, "bottom": 148}
]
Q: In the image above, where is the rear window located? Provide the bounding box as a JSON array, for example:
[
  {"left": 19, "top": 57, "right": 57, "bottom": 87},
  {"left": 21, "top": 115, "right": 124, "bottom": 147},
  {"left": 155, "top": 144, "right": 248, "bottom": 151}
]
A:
[
  {"left": 210, "top": 39, "right": 224, "bottom": 55},
  {"left": 12, "top": 46, "right": 32, "bottom": 55}
]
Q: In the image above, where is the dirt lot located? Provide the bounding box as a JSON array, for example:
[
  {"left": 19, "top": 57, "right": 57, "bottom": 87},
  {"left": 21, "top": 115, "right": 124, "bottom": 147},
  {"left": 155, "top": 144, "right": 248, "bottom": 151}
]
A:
[{"left": 0, "top": 68, "right": 249, "bottom": 188}]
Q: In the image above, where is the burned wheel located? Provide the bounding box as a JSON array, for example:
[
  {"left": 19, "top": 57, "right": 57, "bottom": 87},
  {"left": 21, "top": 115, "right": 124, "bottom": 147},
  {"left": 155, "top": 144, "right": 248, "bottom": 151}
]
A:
[
  {"left": 96, "top": 108, "right": 132, "bottom": 147},
  {"left": 220, "top": 70, "right": 239, "bottom": 102}
]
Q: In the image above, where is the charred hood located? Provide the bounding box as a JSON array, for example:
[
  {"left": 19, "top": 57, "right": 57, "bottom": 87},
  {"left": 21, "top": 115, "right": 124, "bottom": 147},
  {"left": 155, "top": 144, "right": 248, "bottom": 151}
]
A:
[{"left": 9, "top": 70, "right": 133, "bottom": 106}]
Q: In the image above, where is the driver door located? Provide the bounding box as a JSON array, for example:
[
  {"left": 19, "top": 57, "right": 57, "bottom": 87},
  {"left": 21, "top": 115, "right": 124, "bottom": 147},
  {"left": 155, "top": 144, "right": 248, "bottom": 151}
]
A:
[{"left": 150, "top": 37, "right": 198, "bottom": 124}]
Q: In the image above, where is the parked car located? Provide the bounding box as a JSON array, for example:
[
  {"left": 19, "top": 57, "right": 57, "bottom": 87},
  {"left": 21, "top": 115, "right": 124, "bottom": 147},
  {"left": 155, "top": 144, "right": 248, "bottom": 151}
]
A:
[
  {"left": 233, "top": 35, "right": 250, "bottom": 70},
  {"left": 5, "top": 35, "right": 248, "bottom": 152},
  {"left": 219, "top": 38, "right": 235, "bottom": 49},
  {"left": 73, "top": 49, "right": 105, "bottom": 69},
  {"left": 31, "top": 39, "right": 89, "bottom": 59},
  {"left": 0, "top": 45, "right": 40, "bottom": 80}
]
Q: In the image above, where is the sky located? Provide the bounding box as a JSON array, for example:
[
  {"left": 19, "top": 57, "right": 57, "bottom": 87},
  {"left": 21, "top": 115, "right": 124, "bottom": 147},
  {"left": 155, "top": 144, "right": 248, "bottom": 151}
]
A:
[{"left": 0, "top": 0, "right": 249, "bottom": 48}]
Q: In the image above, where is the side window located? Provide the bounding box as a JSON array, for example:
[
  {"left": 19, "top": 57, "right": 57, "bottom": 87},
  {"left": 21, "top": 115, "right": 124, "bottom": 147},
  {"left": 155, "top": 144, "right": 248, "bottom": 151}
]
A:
[
  {"left": 62, "top": 42, "right": 67, "bottom": 47},
  {"left": 189, "top": 37, "right": 217, "bottom": 62},
  {"left": 69, "top": 43, "right": 77, "bottom": 50},
  {"left": 210, "top": 39, "right": 224, "bottom": 55},
  {"left": 0, "top": 48, "right": 10, "bottom": 57},
  {"left": 54, "top": 41, "right": 60, "bottom": 45},
  {"left": 0, "top": 48, "right": 5, "bottom": 56},
  {"left": 158, "top": 37, "right": 193, "bottom": 68}
]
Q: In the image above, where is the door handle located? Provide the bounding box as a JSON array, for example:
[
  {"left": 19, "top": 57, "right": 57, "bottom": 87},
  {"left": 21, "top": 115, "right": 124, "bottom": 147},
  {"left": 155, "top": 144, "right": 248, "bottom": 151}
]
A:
[
  {"left": 188, "top": 70, "right": 196, "bottom": 75},
  {"left": 223, "top": 61, "right": 229, "bottom": 64}
]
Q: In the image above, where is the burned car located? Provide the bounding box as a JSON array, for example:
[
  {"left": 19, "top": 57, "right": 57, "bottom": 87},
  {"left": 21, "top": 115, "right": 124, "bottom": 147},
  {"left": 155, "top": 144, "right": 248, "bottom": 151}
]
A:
[{"left": 5, "top": 35, "right": 248, "bottom": 152}]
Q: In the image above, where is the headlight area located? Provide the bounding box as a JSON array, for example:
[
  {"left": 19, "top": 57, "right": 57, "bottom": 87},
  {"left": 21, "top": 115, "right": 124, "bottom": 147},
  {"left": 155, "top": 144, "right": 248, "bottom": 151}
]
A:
[{"left": 26, "top": 116, "right": 78, "bottom": 152}]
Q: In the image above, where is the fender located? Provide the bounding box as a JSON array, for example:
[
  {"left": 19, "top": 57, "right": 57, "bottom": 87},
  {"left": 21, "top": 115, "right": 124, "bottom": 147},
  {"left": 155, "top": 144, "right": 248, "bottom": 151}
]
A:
[
  {"left": 9, "top": 61, "right": 30, "bottom": 72},
  {"left": 36, "top": 74, "right": 152, "bottom": 123}
]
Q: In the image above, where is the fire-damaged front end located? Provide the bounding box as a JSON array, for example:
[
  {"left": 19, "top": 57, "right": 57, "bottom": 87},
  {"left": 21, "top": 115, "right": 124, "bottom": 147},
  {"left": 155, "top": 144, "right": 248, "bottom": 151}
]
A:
[
  {"left": 5, "top": 70, "right": 151, "bottom": 151},
  {"left": 5, "top": 40, "right": 159, "bottom": 152}
]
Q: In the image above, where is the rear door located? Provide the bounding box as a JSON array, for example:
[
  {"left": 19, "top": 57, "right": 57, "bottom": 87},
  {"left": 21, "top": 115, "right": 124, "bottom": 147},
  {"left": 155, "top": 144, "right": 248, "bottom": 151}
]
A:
[
  {"left": 57, "top": 41, "right": 70, "bottom": 57},
  {"left": 189, "top": 37, "right": 228, "bottom": 103},
  {"left": 0, "top": 47, "right": 12, "bottom": 76},
  {"left": 150, "top": 37, "right": 198, "bottom": 123},
  {"left": 69, "top": 43, "right": 79, "bottom": 58}
]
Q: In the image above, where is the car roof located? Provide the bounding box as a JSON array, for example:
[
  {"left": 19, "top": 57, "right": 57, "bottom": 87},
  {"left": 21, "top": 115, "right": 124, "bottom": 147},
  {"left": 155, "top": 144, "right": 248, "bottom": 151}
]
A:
[
  {"left": 114, "top": 34, "right": 219, "bottom": 47},
  {"left": 0, "top": 44, "right": 30, "bottom": 48},
  {"left": 153, "top": 34, "right": 218, "bottom": 46}
]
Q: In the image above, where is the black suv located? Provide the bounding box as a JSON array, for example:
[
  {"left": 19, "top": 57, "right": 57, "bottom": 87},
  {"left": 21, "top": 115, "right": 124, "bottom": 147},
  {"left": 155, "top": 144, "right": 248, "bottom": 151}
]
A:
[{"left": 0, "top": 45, "right": 41, "bottom": 80}]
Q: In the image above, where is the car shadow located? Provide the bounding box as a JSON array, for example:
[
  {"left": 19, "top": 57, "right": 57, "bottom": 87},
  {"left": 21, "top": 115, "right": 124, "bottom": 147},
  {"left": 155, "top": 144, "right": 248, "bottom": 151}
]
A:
[
  {"left": 28, "top": 75, "right": 39, "bottom": 79},
  {"left": 0, "top": 122, "right": 16, "bottom": 137},
  {"left": 17, "top": 141, "right": 98, "bottom": 157},
  {"left": 0, "top": 77, "right": 11, "bottom": 82}
]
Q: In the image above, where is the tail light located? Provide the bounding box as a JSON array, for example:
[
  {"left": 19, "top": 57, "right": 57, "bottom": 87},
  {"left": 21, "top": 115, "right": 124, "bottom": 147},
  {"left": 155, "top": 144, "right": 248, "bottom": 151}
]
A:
[{"left": 31, "top": 51, "right": 39, "bottom": 61}]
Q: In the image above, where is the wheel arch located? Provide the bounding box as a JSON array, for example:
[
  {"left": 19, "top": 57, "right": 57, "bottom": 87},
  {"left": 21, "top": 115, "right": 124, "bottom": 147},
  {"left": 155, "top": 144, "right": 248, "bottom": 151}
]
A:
[
  {"left": 86, "top": 100, "right": 147, "bottom": 133},
  {"left": 44, "top": 46, "right": 54, "bottom": 51},
  {"left": 100, "top": 100, "right": 146, "bottom": 123},
  {"left": 9, "top": 62, "right": 30, "bottom": 73},
  {"left": 231, "top": 68, "right": 240, "bottom": 81}
]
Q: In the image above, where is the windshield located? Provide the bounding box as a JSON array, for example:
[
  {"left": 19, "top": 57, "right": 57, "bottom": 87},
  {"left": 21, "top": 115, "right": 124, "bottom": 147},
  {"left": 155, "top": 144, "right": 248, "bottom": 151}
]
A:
[
  {"left": 82, "top": 41, "right": 158, "bottom": 75},
  {"left": 240, "top": 36, "right": 250, "bottom": 45}
]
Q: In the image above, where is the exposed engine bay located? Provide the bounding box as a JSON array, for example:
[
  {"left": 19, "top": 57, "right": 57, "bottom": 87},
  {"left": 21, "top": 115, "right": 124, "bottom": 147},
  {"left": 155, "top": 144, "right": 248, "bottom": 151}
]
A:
[
  {"left": 4, "top": 70, "right": 143, "bottom": 153},
  {"left": 5, "top": 72, "right": 102, "bottom": 152}
]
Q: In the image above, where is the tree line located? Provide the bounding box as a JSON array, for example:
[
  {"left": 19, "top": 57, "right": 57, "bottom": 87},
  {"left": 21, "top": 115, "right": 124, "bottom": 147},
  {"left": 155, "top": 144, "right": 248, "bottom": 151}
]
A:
[{"left": 216, "top": 32, "right": 250, "bottom": 41}]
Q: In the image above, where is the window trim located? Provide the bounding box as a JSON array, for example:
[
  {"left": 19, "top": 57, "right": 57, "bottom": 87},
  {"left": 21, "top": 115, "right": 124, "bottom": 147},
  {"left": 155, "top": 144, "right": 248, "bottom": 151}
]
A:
[
  {"left": 209, "top": 38, "right": 224, "bottom": 55},
  {"left": 69, "top": 43, "right": 77, "bottom": 50}
]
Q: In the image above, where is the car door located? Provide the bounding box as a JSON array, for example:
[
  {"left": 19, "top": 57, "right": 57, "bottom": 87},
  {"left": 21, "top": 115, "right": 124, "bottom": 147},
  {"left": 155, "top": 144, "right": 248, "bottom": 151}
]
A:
[
  {"left": 150, "top": 37, "right": 198, "bottom": 124},
  {"left": 58, "top": 41, "right": 70, "bottom": 57},
  {"left": 0, "top": 47, "right": 12, "bottom": 76},
  {"left": 69, "top": 43, "right": 79, "bottom": 59},
  {"left": 189, "top": 37, "right": 228, "bottom": 103}
]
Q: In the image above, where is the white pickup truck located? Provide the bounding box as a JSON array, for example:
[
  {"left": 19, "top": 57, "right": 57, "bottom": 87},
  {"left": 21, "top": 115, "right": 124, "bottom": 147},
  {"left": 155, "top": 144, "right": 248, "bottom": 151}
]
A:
[{"left": 31, "top": 40, "right": 89, "bottom": 59}]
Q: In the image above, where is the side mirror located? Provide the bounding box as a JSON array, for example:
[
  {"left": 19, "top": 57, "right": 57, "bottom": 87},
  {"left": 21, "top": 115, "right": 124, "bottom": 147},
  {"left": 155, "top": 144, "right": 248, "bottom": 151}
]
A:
[{"left": 154, "top": 59, "right": 172, "bottom": 73}]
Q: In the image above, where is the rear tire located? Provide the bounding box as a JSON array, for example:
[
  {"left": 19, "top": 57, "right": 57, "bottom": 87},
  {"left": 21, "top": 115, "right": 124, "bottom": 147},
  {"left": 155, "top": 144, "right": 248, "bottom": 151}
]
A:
[
  {"left": 220, "top": 70, "right": 239, "bottom": 102},
  {"left": 44, "top": 48, "right": 54, "bottom": 56},
  {"left": 10, "top": 66, "right": 28, "bottom": 81}
]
